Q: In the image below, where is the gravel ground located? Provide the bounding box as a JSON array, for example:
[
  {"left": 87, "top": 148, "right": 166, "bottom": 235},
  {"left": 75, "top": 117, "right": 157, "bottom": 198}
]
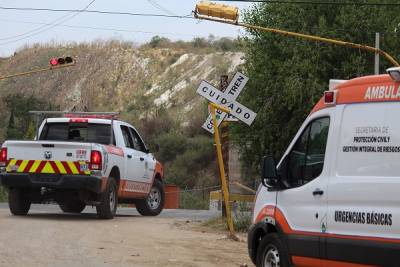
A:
[{"left": 0, "top": 204, "right": 252, "bottom": 267}]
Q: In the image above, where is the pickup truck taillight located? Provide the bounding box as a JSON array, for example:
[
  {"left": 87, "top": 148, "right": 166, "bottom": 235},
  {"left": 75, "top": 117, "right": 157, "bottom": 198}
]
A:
[
  {"left": 90, "top": 150, "right": 102, "bottom": 170},
  {"left": 0, "top": 148, "right": 7, "bottom": 167}
]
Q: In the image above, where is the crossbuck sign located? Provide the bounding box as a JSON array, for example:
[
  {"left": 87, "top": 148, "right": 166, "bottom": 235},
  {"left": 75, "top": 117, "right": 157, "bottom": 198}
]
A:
[{"left": 196, "top": 72, "right": 257, "bottom": 133}]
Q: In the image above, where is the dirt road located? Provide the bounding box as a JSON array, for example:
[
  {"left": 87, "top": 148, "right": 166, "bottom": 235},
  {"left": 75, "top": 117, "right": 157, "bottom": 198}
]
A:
[{"left": 0, "top": 205, "right": 252, "bottom": 267}]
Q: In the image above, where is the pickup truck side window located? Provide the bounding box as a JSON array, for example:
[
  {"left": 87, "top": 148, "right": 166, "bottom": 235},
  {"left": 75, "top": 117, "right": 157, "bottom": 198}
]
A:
[
  {"left": 287, "top": 117, "right": 330, "bottom": 188},
  {"left": 120, "top": 125, "right": 135, "bottom": 149},
  {"left": 128, "top": 127, "right": 146, "bottom": 153}
]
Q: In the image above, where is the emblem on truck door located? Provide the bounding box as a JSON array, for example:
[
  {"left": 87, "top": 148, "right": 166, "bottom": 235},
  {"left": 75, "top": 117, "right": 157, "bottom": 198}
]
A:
[{"left": 44, "top": 151, "right": 52, "bottom": 160}]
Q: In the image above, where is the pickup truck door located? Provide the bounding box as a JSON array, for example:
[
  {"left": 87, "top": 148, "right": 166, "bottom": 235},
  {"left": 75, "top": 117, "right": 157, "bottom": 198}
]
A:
[
  {"left": 276, "top": 114, "right": 332, "bottom": 265},
  {"left": 120, "top": 125, "right": 146, "bottom": 182},
  {"left": 128, "top": 127, "right": 153, "bottom": 183}
]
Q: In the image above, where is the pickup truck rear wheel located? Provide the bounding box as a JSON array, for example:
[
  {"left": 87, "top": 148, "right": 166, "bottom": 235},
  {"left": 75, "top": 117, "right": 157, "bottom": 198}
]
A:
[
  {"left": 136, "top": 179, "right": 164, "bottom": 216},
  {"left": 8, "top": 188, "right": 31, "bottom": 216},
  {"left": 96, "top": 177, "right": 118, "bottom": 219},
  {"left": 59, "top": 200, "right": 86, "bottom": 213}
]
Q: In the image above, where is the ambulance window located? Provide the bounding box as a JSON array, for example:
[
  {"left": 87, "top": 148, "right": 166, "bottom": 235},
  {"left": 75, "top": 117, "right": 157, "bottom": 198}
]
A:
[{"left": 287, "top": 117, "right": 330, "bottom": 187}]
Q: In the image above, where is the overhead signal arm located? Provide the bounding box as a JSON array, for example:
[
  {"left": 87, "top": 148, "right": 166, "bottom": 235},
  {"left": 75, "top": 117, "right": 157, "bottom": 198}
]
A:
[{"left": 0, "top": 56, "right": 76, "bottom": 80}]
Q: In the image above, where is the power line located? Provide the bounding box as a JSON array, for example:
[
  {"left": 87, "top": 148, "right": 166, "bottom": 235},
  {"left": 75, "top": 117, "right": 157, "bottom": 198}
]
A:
[
  {"left": 0, "top": 1, "right": 97, "bottom": 46},
  {"left": 0, "top": 18, "right": 198, "bottom": 38},
  {"left": 146, "top": 0, "right": 177, "bottom": 16},
  {"left": 0, "top": 0, "right": 96, "bottom": 42},
  {"left": 212, "top": 0, "right": 400, "bottom": 6},
  {"left": 0, "top": 6, "right": 193, "bottom": 19}
]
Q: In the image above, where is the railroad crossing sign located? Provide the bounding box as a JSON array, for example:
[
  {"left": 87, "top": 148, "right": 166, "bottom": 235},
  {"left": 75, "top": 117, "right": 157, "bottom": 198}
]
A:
[{"left": 196, "top": 72, "right": 257, "bottom": 133}]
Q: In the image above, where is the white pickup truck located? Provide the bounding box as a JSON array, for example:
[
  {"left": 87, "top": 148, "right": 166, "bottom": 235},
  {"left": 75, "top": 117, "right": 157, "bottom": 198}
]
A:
[{"left": 0, "top": 112, "right": 164, "bottom": 219}]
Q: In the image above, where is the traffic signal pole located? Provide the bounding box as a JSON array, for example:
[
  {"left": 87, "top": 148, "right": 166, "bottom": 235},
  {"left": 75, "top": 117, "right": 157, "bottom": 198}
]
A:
[
  {"left": 0, "top": 60, "right": 76, "bottom": 81},
  {"left": 193, "top": 3, "right": 400, "bottom": 67}
]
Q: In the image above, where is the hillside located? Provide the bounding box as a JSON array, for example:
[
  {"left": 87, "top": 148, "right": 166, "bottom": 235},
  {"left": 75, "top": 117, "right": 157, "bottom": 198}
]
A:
[
  {"left": 0, "top": 38, "right": 245, "bottom": 204},
  {"left": 0, "top": 39, "right": 244, "bottom": 138}
]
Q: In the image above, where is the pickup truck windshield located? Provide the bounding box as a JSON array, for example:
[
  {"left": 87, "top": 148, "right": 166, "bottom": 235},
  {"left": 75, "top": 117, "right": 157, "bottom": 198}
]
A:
[{"left": 39, "top": 122, "right": 114, "bottom": 145}]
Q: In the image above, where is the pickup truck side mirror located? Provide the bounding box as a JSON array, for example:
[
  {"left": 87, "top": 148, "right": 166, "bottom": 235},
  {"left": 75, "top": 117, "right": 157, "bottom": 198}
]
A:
[{"left": 261, "top": 155, "right": 279, "bottom": 189}]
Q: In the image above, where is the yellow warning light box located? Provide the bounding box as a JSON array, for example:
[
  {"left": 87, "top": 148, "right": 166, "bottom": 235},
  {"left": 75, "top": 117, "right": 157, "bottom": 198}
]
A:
[{"left": 195, "top": 1, "right": 239, "bottom": 21}]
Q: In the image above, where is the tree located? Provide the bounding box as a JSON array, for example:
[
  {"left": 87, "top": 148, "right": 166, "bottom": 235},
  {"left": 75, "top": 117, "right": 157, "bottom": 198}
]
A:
[
  {"left": 232, "top": 2, "right": 400, "bottom": 180},
  {"left": 4, "top": 94, "right": 49, "bottom": 140},
  {"left": 149, "top": 36, "right": 170, "bottom": 48}
]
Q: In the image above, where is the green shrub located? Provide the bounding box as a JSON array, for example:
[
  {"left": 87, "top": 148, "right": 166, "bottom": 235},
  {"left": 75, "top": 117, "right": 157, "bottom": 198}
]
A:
[
  {"left": 154, "top": 132, "right": 187, "bottom": 162},
  {"left": 0, "top": 186, "right": 7, "bottom": 202},
  {"left": 167, "top": 135, "right": 214, "bottom": 188},
  {"left": 179, "top": 190, "right": 209, "bottom": 210}
]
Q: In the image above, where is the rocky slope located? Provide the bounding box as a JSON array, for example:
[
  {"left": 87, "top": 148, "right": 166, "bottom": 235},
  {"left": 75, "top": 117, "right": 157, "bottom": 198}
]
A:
[{"left": 0, "top": 40, "right": 245, "bottom": 140}]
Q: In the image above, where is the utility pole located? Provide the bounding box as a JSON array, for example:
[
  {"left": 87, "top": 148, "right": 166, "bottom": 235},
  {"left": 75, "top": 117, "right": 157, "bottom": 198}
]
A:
[{"left": 375, "top": 32, "right": 380, "bottom": 75}]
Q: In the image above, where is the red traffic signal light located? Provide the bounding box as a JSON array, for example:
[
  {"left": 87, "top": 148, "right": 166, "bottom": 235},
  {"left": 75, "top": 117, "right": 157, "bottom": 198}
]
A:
[{"left": 49, "top": 56, "right": 74, "bottom": 66}]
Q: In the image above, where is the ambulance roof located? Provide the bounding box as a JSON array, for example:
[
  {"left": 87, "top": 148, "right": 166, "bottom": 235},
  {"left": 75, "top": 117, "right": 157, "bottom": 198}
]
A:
[{"left": 311, "top": 74, "right": 400, "bottom": 114}]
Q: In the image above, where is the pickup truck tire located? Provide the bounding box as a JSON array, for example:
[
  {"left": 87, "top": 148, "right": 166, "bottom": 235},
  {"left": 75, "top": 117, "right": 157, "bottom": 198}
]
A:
[
  {"left": 59, "top": 200, "right": 86, "bottom": 213},
  {"left": 256, "top": 233, "right": 290, "bottom": 267},
  {"left": 96, "top": 177, "right": 118, "bottom": 219},
  {"left": 136, "top": 179, "right": 164, "bottom": 216},
  {"left": 8, "top": 188, "right": 31, "bottom": 216}
]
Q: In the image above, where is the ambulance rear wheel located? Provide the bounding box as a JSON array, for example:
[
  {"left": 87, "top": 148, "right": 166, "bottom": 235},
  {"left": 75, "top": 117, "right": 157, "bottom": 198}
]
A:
[
  {"left": 8, "top": 188, "right": 31, "bottom": 216},
  {"left": 256, "top": 233, "right": 290, "bottom": 267}
]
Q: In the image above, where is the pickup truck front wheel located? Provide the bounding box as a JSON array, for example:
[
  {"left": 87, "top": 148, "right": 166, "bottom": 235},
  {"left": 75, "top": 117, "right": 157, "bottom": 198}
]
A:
[
  {"left": 96, "top": 177, "right": 118, "bottom": 219},
  {"left": 8, "top": 188, "right": 31, "bottom": 216},
  {"left": 136, "top": 180, "right": 164, "bottom": 216}
]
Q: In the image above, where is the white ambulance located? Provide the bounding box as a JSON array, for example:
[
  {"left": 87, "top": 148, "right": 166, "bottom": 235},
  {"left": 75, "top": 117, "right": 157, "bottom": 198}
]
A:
[{"left": 248, "top": 68, "right": 400, "bottom": 267}]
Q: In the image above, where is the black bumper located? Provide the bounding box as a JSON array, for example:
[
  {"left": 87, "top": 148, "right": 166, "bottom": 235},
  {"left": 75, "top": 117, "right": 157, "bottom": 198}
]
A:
[{"left": 0, "top": 173, "right": 102, "bottom": 193}]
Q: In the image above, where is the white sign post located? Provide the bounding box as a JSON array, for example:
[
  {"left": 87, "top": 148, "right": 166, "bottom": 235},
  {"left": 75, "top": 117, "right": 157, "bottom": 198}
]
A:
[{"left": 201, "top": 72, "right": 250, "bottom": 133}]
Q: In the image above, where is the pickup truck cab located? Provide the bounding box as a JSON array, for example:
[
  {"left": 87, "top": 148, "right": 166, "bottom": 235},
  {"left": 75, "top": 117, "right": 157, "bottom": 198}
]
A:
[
  {"left": 248, "top": 68, "right": 400, "bottom": 266},
  {"left": 0, "top": 112, "right": 164, "bottom": 219}
]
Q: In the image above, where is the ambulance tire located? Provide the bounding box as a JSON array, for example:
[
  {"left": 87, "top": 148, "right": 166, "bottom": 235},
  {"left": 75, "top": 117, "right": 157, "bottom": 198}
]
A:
[
  {"left": 96, "top": 177, "right": 118, "bottom": 219},
  {"left": 136, "top": 180, "right": 164, "bottom": 216},
  {"left": 256, "top": 233, "right": 290, "bottom": 267},
  {"left": 59, "top": 200, "right": 86, "bottom": 213},
  {"left": 8, "top": 188, "right": 31, "bottom": 216}
]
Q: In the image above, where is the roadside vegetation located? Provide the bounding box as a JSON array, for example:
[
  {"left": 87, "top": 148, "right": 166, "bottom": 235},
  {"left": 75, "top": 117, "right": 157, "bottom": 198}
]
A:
[{"left": 231, "top": 1, "right": 400, "bottom": 182}]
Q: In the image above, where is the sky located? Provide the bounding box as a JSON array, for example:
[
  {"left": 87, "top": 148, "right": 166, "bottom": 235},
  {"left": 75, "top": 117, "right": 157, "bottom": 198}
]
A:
[{"left": 0, "top": 0, "right": 253, "bottom": 56}]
